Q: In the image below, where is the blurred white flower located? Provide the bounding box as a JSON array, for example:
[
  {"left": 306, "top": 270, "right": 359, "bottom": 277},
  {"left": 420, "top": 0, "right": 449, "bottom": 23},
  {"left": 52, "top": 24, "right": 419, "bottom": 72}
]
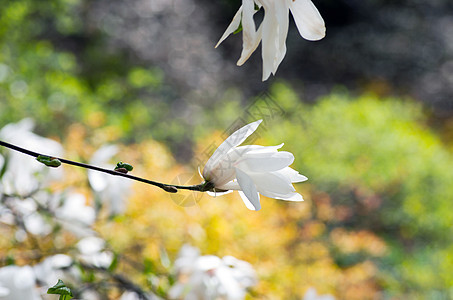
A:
[
  {"left": 0, "top": 197, "right": 52, "bottom": 236},
  {"left": 88, "top": 145, "right": 132, "bottom": 215},
  {"left": 0, "top": 265, "right": 40, "bottom": 300},
  {"left": 202, "top": 119, "right": 307, "bottom": 211},
  {"left": 0, "top": 118, "right": 63, "bottom": 195},
  {"left": 33, "top": 254, "right": 75, "bottom": 288},
  {"left": 77, "top": 236, "right": 114, "bottom": 268},
  {"left": 169, "top": 245, "right": 257, "bottom": 300},
  {"left": 303, "top": 287, "right": 336, "bottom": 300},
  {"left": 56, "top": 193, "right": 96, "bottom": 237},
  {"left": 120, "top": 291, "right": 158, "bottom": 300},
  {"left": 216, "top": 0, "right": 325, "bottom": 81}
]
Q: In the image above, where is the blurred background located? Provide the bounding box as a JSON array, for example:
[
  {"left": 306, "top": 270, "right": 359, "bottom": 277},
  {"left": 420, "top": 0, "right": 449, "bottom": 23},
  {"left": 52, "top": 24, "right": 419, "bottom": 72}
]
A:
[{"left": 1, "top": 0, "right": 453, "bottom": 299}]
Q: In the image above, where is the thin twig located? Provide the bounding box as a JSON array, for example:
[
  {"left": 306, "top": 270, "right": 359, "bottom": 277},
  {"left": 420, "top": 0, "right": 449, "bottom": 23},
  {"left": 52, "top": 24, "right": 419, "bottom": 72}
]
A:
[{"left": 0, "top": 140, "right": 213, "bottom": 193}]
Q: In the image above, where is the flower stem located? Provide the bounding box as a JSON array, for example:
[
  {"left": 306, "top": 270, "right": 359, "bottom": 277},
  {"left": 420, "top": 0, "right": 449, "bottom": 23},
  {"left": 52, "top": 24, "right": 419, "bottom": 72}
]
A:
[{"left": 0, "top": 140, "right": 208, "bottom": 193}]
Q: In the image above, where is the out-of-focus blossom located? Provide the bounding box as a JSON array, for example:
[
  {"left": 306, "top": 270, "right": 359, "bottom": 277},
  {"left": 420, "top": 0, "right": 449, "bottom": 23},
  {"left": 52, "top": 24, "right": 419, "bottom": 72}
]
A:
[
  {"left": 0, "top": 265, "right": 40, "bottom": 300},
  {"left": 120, "top": 291, "right": 158, "bottom": 300},
  {"left": 0, "top": 197, "right": 52, "bottom": 236},
  {"left": 0, "top": 118, "right": 63, "bottom": 195},
  {"left": 88, "top": 145, "right": 132, "bottom": 215},
  {"left": 303, "top": 287, "right": 336, "bottom": 300},
  {"left": 56, "top": 193, "right": 96, "bottom": 237},
  {"left": 33, "top": 254, "right": 75, "bottom": 289},
  {"left": 216, "top": 0, "right": 325, "bottom": 81},
  {"left": 0, "top": 285, "right": 9, "bottom": 297},
  {"left": 169, "top": 245, "right": 257, "bottom": 300},
  {"left": 202, "top": 120, "right": 307, "bottom": 211},
  {"left": 77, "top": 236, "right": 114, "bottom": 268}
]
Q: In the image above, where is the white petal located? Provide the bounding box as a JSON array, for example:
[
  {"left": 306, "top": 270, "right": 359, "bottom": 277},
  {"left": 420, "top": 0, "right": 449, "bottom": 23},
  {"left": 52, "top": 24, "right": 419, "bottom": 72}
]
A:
[
  {"left": 235, "top": 168, "right": 261, "bottom": 210},
  {"left": 260, "top": 5, "right": 279, "bottom": 81},
  {"left": 217, "top": 180, "right": 241, "bottom": 190},
  {"left": 239, "top": 191, "right": 259, "bottom": 211},
  {"left": 207, "top": 190, "right": 233, "bottom": 197},
  {"left": 239, "top": 0, "right": 258, "bottom": 56},
  {"left": 237, "top": 24, "right": 263, "bottom": 66},
  {"left": 239, "top": 151, "right": 294, "bottom": 172},
  {"left": 289, "top": 0, "right": 326, "bottom": 41},
  {"left": 215, "top": 6, "right": 243, "bottom": 48},
  {"left": 273, "top": 0, "right": 289, "bottom": 73},
  {"left": 203, "top": 120, "right": 262, "bottom": 179},
  {"left": 251, "top": 171, "right": 296, "bottom": 195},
  {"left": 283, "top": 193, "right": 304, "bottom": 201},
  {"left": 238, "top": 143, "right": 284, "bottom": 154},
  {"left": 269, "top": 191, "right": 304, "bottom": 201},
  {"left": 278, "top": 167, "right": 308, "bottom": 183}
]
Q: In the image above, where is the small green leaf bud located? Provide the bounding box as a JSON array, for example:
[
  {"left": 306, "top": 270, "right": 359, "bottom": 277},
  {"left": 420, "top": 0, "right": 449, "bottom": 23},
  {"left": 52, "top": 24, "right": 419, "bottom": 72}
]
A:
[
  {"left": 36, "top": 155, "right": 62, "bottom": 168},
  {"left": 115, "top": 161, "right": 133, "bottom": 172}
]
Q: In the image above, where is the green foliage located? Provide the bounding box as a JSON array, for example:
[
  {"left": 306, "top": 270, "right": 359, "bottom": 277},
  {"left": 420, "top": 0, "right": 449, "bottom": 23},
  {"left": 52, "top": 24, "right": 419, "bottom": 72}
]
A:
[
  {"left": 265, "top": 83, "right": 453, "bottom": 297},
  {"left": 0, "top": 0, "right": 169, "bottom": 142},
  {"left": 47, "top": 279, "right": 73, "bottom": 300}
]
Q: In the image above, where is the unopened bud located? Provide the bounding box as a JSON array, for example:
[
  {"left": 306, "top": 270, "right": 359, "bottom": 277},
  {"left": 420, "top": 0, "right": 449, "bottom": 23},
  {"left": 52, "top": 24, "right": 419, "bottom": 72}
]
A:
[
  {"left": 36, "top": 155, "right": 62, "bottom": 168},
  {"left": 115, "top": 161, "right": 133, "bottom": 173}
]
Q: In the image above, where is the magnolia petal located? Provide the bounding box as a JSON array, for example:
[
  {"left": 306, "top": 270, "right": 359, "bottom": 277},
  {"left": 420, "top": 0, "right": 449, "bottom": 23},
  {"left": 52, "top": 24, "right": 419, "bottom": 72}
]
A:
[
  {"left": 289, "top": 0, "right": 325, "bottom": 41},
  {"left": 235, "top": 168, "right": 261, "bottom": 211},
  {"left": 251, "top": 171, "right": 296, "bottom": 195},
  {"left": 261, "top": 190, "right": 303, "bottom": 201},
  {"left": 260, "top": 4, "right": 279, "bottom": 81},
  {"left": 278, "top": 167, "right": 308, "bottom": 183},
  {"left": 215, "top": 6, "right": 243, "bottom": 48},
  {"left": 237, "top": 25, "right": 263, "bottom": 66},
  {"left": 283, "top": 192, "right": 304, "bottom": 201},
  {"left": 273, "top": 0, "right": 290, "bottom": 74},
  {"left": 238, "top": 191, "right": 260, "bottom": 211},
  {"left": 203, "top": 120, "right": 262, "bottom": 179},
  {"left": 237, "top": 0, "right": 259, "bottom": 65},
  {"left": 234, "top": 144, "right": 284, "bottom": 157},
  {"left": 238, "top": 151, "right": 294, "bottom": 172},
  {"left": 217, "top": 180, "right": 241, "bottom": 190},
  {"left": 207, "top": 190, "right": 234, "bottom": 197}
]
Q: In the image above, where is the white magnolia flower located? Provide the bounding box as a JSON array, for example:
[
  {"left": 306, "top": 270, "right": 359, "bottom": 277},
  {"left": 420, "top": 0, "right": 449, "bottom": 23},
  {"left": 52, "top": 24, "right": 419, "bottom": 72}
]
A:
[
  {"left": 303, "top": 287, "right": 336, "bottom": 300},
  {"left": 169, "top": 245, "right": 257, "bottom": 300},
  {"left": 216, "top": 0, "right": 325, "bottom": 81},
  {"left": 88, "top": 145, "right": 132, "bottom": 215},
  {"left": 202, "top": 119, "right": 307, "bottom": 211},
  {"left": 0, "top": 265, "right": 40, "bottom": 300},
  {"left": 0, "top": 118, "right": 63, "bottom": 195}
]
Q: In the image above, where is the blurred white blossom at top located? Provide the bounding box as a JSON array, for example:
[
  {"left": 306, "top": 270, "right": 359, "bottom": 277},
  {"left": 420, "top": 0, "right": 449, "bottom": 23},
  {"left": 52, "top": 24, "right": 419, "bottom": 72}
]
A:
[
  {"left": 216, "top": 0, "right": 325, "bottom": 81},
  {"left": 169, "top": 245, "right": 257, "bottom": 300},
  {"left": 0, "top": 118, "right": 63, "bottom": 195},
  {"left": 88, "top": 145, "right": 132, "bottom": 215}
]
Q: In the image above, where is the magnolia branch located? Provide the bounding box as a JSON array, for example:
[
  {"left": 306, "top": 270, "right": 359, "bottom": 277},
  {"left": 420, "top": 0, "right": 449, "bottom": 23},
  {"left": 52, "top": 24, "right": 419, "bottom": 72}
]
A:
[{"left": 0, "top": 140, "right": 214, "bottom": 193}]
